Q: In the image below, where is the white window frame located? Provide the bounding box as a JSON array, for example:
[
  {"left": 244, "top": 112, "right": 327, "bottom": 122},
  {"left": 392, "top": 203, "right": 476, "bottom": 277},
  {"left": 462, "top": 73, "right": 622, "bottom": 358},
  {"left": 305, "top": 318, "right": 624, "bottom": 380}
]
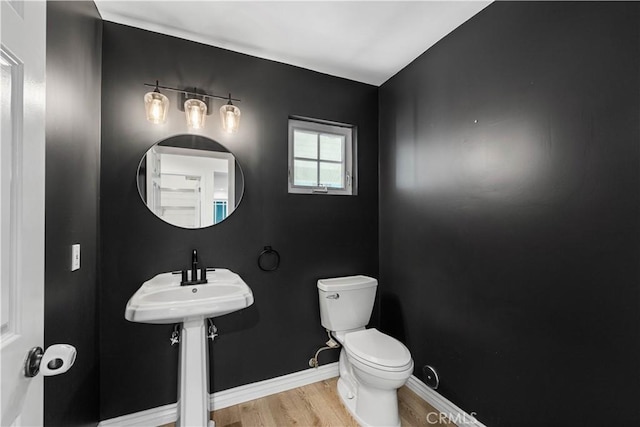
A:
[{"left": 288, "top": 117, "right": 355, "bottom": 195}]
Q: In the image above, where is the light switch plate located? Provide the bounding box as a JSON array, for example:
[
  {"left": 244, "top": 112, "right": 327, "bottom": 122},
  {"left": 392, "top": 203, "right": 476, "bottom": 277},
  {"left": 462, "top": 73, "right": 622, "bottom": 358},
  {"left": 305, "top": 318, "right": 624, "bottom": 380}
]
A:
[{"left": 71, "top": 244, "right": 80, "bottom": 271}]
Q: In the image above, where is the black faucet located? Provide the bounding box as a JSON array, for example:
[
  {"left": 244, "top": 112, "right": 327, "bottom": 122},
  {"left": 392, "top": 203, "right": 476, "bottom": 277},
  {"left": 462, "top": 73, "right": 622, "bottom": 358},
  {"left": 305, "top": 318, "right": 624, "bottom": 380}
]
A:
[
  {"left": 191, "top": 249, "right": 198, "bottom": 281},
  {"left": 180, "top": 249, "right": 208, "bottom": 286}
]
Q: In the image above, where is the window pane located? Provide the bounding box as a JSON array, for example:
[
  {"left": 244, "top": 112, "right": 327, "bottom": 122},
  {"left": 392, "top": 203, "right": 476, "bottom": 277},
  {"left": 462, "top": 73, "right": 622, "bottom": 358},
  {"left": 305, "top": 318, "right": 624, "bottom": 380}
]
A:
[
  {"left": 293, "top": 130, "right": 317, "bottom": 159},
  {"left": 294, "top": 159, "right": 318, "bottom": 187},
  {"left": 319, "top": 134, "right": 343, "bottom": 161},
  {"left": 319, "top": 162, "right": 343, "bottom": 188}
]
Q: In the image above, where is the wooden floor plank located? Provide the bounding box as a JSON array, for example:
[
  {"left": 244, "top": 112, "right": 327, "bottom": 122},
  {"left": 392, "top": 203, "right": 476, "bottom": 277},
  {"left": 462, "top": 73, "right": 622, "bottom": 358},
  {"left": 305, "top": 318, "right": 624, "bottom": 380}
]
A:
[
  {"left": 212, "top": 403, "right": 241, "bottom": 427},
  {"left": 301, "top": 379, "right": 358, "bottom": 426},
  {"left": 398, "top": 385, "right": 456, "bottom": 427},
  {"left": 236, "top": 397, "right": 279, "bottom": 427}
]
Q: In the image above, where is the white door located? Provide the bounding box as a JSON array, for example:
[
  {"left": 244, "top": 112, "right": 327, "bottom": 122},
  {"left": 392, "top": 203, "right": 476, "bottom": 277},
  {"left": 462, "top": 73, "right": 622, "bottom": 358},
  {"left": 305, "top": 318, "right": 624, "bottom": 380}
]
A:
[{"left": 0, "top": 0, "right": 46, "bottom": 425}]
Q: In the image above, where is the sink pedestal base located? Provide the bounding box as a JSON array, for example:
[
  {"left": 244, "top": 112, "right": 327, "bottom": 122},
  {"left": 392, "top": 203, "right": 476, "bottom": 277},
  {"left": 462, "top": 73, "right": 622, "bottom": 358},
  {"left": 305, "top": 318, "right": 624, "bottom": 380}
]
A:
[{"left": 178, "top": 319, "right": 212, "bottom": 427}]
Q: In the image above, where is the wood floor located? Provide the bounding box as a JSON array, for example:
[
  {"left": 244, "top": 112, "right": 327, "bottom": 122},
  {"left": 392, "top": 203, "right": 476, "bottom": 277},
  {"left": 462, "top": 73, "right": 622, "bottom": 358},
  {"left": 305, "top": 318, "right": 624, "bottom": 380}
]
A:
[{"left": 162, "top": 378, "right": 456, "bottom": 427}]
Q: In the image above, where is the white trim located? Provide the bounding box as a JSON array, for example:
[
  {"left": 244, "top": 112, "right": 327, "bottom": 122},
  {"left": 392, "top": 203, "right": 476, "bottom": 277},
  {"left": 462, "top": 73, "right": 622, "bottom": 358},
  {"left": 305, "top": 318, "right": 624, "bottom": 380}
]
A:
[
  {"left": 98, "top": 402, "right": 177, "bottom": 427},
  {"left": 406, "top": 376, "right": 487, "bottom": 427},
  {"left": 99, "top": 365, "right": 485, "bottom": 427},
  {"left": 98, "top": 363, "right": 340, "bottom": 427},
  {"left": 288, "top": 118, "right": 355, "bottom": 196}
]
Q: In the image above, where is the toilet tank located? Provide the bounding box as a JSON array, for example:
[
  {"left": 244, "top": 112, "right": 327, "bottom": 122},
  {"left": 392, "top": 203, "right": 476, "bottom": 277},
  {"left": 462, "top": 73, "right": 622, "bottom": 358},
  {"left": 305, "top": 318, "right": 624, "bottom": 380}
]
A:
[{"left": 317, "top": 275, "right": 377, "bottom": 332}]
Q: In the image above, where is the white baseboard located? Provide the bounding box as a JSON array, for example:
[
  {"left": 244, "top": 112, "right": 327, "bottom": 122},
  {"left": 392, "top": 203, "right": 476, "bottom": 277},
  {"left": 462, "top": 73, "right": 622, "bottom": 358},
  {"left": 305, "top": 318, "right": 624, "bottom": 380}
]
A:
[
  {"left": 406, "top": 376, "right": 486, "bottom": 427},
  {"left": 98, "top": 402, "right": 177, "bottom": 427},
  {"left": 210, "top": 361, "right": 339, "bottom": 410},
  {"left": 99, "top": 362, "right": 340, "bottom": 426},
  {"left": 100, "top": 364, "right": 484, "bottom": 427}
]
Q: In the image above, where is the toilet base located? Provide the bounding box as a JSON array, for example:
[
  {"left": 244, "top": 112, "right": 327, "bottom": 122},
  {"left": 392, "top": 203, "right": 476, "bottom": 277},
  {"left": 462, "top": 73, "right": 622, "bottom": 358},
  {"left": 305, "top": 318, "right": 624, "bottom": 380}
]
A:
[{"left": 337, "top": 377, "right": 401, "bottom": 427}]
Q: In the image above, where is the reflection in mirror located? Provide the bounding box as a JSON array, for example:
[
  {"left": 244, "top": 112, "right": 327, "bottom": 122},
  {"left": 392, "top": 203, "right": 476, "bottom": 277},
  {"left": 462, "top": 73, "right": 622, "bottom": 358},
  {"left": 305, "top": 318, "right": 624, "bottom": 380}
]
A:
[{"left": 136, "top": 135, "right": 244, "bottom": 229}]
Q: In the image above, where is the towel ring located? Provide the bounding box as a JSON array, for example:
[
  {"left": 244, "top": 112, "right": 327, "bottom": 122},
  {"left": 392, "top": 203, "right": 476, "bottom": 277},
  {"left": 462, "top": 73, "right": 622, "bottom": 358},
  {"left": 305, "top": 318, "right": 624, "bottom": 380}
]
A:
[{"left": 258, "top": 246, "right": 280, "bottom": 272}]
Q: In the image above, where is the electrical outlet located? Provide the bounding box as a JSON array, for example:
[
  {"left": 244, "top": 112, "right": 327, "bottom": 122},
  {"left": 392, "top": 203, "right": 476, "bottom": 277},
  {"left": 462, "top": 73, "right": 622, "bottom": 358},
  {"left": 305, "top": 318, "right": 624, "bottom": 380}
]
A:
[{"left": 71, "top": 244, "right": 80, "bottom": 271}]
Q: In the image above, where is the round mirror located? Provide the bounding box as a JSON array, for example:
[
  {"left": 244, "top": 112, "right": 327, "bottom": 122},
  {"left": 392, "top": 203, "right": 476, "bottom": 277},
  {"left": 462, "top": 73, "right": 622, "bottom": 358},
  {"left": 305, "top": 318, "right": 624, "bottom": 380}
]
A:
[{"left": 136, "top": 134, "right": 244, "bottom": 229}]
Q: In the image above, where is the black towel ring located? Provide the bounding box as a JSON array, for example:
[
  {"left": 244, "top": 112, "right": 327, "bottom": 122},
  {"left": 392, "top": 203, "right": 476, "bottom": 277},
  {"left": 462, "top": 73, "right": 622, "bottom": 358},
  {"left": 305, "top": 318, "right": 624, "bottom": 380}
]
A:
[{"left": 258, "top": 246, "right": 280, "bottom": 272}]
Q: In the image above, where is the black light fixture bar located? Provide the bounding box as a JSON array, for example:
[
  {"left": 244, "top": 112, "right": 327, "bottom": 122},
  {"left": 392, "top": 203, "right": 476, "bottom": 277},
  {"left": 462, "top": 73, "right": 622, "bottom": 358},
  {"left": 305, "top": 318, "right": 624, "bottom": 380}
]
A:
[{"left": 143, "top": 82, "right": 241, "bottom": 103}]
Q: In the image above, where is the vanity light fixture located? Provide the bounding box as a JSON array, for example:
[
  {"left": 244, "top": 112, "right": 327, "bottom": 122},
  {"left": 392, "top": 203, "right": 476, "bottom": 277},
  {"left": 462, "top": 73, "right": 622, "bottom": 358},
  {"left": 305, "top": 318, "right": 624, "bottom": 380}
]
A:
[
  {"left": 144, "top": 80, "right": 170, "bottom": 124},
  {"left": 143, "top": 81, "right": 241, "bottom": 132}
]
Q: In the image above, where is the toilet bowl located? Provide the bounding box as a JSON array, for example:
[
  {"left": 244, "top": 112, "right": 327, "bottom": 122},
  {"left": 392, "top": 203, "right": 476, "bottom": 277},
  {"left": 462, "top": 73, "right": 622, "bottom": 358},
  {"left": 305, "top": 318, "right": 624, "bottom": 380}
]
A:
[
  {"left": 338, "top": 328, "right": 413, "bottom": 427},
  {"left": 317, "top": 276, "right": 414, "bottom": 427}
]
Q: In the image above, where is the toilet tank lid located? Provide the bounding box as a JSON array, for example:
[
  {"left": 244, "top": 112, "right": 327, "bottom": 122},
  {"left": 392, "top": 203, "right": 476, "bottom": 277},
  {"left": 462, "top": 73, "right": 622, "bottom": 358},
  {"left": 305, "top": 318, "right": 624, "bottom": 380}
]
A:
[{"left": 317, "top": 275, "right": 377, "bottom": 291}]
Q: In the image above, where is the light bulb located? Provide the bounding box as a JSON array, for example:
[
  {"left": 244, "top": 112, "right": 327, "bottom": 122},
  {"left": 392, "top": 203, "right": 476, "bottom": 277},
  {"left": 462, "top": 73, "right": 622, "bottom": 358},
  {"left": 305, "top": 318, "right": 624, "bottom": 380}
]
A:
[
  {"left": 149, "top": 99, "right": 163, "bottom": 122},
  {"left": 225, "top": 110, "right": 236, "bottom": 131},
  {"left": 189, "top": 105, "right": 202, "bottom": 128}
]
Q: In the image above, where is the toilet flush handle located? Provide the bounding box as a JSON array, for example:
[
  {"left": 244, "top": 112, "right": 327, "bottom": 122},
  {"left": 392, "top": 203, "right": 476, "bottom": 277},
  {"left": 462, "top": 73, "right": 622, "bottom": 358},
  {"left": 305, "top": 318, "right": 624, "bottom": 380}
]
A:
[{"left": 326, "top": 293, "right": 340, "bottom": 299}]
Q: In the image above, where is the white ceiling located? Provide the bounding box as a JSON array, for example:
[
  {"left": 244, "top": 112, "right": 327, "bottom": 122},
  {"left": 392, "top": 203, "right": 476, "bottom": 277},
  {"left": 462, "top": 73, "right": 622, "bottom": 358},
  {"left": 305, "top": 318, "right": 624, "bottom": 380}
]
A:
[{"left": 94, "top": 1, "right": 491, "bottom": 86}]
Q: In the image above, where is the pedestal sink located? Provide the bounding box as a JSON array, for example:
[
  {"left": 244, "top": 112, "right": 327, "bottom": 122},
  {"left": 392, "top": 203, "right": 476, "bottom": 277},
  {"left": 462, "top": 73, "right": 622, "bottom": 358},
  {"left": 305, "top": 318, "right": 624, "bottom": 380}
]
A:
[{"left": 125, "top": 269, "right": 254, "bottom": 427}]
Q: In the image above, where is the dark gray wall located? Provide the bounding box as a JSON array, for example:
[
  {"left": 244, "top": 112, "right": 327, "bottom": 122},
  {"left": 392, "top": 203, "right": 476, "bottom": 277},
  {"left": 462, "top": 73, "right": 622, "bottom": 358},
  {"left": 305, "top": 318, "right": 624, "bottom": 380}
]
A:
[
  {"left": 45, "top": 1, "right": 102, "bottom": 426},
  {"left": 100, "top": 23, "right": 378, "bottom": 419},
  {"left": 379, "top": 2, "right": 640, "bottom": 426}
]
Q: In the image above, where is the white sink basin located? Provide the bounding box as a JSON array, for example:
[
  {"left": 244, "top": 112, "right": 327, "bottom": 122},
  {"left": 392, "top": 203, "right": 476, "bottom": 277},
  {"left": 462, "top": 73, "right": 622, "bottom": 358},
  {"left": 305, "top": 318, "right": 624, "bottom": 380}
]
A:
[{"left": 125, "top": 269, "right": 254, "bottom": 324}]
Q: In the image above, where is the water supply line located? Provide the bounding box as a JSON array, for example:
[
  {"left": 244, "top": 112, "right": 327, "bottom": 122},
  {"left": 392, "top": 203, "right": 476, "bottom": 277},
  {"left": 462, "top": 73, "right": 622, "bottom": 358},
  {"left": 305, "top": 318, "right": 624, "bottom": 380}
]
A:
[{"left": 309, "top": 329, "right": 341, "bottom": 368}]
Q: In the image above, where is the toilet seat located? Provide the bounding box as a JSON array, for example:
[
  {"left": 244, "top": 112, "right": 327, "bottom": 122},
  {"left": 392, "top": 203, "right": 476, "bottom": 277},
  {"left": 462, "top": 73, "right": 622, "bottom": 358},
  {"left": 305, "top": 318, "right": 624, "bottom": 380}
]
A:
[{"left": 344, "top": 329, "right": 412, "bottom": 371}]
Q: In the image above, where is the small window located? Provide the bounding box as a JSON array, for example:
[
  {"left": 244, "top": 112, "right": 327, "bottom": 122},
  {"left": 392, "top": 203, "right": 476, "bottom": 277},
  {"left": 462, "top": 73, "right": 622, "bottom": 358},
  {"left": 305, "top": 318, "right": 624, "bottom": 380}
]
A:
[{"left": 288, "top": 118, "right": 355, "bottom": 195}]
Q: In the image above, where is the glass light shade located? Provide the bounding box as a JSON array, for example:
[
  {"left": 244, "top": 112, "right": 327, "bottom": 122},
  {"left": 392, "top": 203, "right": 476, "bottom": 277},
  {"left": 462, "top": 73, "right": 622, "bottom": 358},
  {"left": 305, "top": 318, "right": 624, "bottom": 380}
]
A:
[
  {"left": 220, "top": 103, "right": 241, "bottom": 133},
  {"left": 184, "top": 99, "right": 207, "bottom": 129},
  {"left": 144, "top": 91, "right": 169, "bottom": 124}
]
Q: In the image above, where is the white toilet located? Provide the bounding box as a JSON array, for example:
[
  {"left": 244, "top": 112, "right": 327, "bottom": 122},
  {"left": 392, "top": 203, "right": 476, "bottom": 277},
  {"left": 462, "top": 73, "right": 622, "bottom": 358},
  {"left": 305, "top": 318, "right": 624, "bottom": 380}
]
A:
[{"left": 317, "top": 275, "right": 413, "bottom": 427}]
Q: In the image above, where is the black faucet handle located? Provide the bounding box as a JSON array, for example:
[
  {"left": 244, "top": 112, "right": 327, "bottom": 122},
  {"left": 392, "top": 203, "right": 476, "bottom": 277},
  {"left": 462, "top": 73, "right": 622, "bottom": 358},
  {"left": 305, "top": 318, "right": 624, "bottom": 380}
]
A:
[{"left": 180, "top": 249, "right": 207, "bottom": 285}]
